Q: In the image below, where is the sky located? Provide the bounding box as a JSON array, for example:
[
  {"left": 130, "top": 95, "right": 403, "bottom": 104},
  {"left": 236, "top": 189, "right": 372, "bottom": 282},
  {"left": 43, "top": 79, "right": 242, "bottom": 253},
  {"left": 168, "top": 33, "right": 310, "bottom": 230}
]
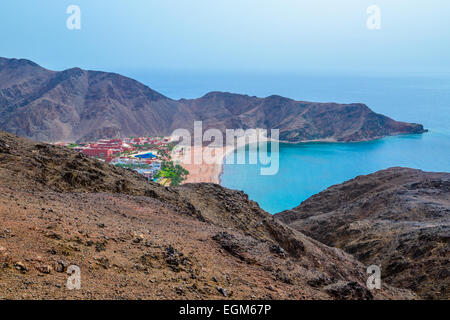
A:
[{"left": 0, "top": 0, "right": 449, "bottom": 75}]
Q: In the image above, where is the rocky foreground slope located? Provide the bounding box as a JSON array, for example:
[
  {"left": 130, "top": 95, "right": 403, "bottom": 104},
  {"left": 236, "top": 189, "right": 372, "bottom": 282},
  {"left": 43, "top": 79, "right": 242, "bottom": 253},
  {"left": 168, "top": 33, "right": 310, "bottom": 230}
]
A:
[
  {"left": 0, "top": 130, "right": 415, "bottom": 299},
  {"left": 0, "top": 57, "right": 425, "bottom": 143},
  {"left": 276, "top": 168, "right": 449, "bottom": 299}
]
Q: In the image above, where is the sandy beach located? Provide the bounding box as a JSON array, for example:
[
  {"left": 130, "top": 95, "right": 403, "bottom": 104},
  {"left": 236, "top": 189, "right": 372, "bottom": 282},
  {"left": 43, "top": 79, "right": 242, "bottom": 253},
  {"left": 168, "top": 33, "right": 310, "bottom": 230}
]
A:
[
  {"left": 173, "top": 146, "right": 234, "bottom": 184},
  {"left": 175, "top": 134, "right": 275, "bottom": 184}
]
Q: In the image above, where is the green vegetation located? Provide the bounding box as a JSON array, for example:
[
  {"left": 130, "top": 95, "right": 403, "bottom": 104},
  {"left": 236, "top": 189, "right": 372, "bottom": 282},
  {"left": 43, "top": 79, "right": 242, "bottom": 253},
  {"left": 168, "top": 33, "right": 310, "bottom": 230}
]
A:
[
  {"left": 155, "top": 161, "right": 189, "bottom": 186},
  {"left": 120, "top": 150, "right": 133, "bottom": 157},
  {"left": 157, "top": 148, "right": 171, "bottom": 160},
  {"left": 167, "top": 142, "right": 177, "bottom": 151},
  {"left": 114, "top": 163, "right": 152, "bottom": 170},
  {"left": 132, "top": 143, "right": 159, "bottom": 150}
]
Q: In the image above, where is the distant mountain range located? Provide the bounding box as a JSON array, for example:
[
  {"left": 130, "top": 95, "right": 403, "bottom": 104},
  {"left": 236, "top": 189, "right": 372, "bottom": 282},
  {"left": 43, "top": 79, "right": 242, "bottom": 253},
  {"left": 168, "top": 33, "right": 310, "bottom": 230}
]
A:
[{"left": 0, "top": 57, "right": 426, "bottom": 143}]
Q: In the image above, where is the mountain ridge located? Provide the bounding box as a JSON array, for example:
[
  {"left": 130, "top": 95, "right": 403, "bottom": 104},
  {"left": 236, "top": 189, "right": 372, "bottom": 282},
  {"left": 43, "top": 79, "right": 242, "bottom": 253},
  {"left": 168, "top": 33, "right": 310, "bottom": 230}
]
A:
[
  {"left": 275, "top": 167, "right": 450, "bottom": 299},
  {"left": 0, "top": 57, "right": 426, "bottom": 143}
]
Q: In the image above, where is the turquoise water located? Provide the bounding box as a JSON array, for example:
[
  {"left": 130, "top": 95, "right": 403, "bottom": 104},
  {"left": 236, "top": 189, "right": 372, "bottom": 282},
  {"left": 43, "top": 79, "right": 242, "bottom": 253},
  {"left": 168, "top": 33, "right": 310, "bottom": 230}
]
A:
[
  {"left": 221, "top": 132, "right": 450, "bottom": 213},
  {"left": 132, "top": 72, "right": 450, "bottom": 214}
]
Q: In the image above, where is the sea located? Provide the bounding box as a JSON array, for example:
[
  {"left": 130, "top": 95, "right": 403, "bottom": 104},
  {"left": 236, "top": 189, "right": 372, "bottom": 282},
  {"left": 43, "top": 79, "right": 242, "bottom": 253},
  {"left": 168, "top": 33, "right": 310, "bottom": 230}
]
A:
[{"left": 127, "top": 70, "right": 450, "bottom": 214}]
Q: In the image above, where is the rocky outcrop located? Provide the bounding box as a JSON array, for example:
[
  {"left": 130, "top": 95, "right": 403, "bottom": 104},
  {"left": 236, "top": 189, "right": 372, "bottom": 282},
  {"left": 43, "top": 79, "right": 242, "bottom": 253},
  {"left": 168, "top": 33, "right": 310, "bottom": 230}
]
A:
[
  {"left": 276, "top": 167, "right": 450, "bottom": 299},
  {"left": 0, "top": 130, "right": 415, "bottom": 299},
  {"left": 0, "top": 57, "right": 425, "bottom": 143}
]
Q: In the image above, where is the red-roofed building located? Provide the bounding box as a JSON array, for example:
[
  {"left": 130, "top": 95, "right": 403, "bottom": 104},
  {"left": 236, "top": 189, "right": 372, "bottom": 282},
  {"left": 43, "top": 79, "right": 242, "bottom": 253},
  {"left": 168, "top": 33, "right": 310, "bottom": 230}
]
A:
[
  {"left": 82, "top": 148, "right": 115, "bottom": 159},
  {"left": 132, "top": 137, "right": 145, "bottom": 145}
]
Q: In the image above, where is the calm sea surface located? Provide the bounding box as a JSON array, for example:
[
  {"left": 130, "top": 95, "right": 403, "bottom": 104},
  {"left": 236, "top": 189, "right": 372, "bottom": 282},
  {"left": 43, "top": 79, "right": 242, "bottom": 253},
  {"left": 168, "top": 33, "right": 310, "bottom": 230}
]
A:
[{"left": 130, "top": 71, "right": 450, "bottom": 213}]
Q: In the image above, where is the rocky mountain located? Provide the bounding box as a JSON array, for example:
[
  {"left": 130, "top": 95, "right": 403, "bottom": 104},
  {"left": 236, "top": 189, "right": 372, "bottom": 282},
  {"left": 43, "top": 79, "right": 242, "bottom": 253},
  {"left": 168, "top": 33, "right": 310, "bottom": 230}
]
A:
[
  {"left": 0, "top": 130, "right": 415, "bottom": 299},
  {"left": 275, "top": 167, "right": 450, "bottom": 299},
  {"left": 0, "top": 57, "right": 426, "bottom": 143}
]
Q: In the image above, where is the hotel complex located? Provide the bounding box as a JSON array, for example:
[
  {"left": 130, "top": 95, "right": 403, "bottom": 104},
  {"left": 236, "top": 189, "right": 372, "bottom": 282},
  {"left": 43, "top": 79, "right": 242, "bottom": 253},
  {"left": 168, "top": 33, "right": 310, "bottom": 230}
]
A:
[{"left": 55, "top": 136, "right": 174, "bottom": 182}]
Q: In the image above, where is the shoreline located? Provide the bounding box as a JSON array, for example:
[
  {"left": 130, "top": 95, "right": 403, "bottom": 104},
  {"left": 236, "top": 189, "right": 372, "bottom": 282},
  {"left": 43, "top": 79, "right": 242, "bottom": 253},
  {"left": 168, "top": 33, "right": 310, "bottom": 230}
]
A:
[
  {"left": 178, "top": 132, "right": 428, "bottom": 185},
  {"left": 176, "top": 146, "right": 235, "bottom": 184}
]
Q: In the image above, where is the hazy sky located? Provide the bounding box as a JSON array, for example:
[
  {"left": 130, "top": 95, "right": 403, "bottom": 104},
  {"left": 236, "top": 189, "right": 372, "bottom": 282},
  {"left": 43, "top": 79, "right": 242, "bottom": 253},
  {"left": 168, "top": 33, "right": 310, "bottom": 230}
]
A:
[{"left": 1, "top": 0, "right": 449, "bottom": 75}]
